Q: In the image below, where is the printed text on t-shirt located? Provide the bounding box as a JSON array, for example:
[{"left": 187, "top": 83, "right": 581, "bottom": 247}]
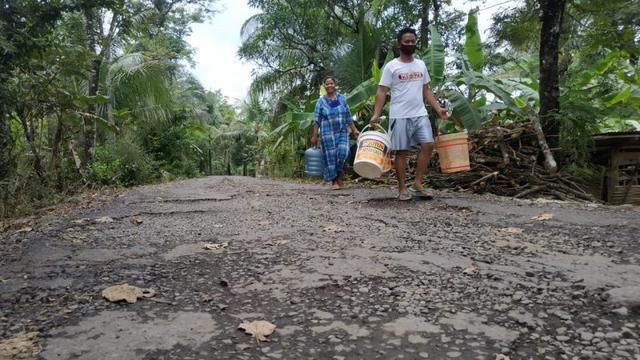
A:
[{"left": 398, "top": 72, "right": 424, "bottom": 81}]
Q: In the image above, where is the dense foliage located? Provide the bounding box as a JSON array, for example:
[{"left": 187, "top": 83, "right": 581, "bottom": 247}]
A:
[{"left": 1, "top": 0, "right": 639, "bottom": 217}]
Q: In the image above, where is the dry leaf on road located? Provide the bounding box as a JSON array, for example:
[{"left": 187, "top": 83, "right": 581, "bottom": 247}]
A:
[
  {"left": 72, "top": 218, "right": 91, "bottom": 225},
  {"left": 130, "top": 218, "right": 143, "bottom": 225},
  {"left": 501, "top": 227, "right": 523, "bottom": 234},
  {"left": 203, "top": 242, "right": 229, "bottom": 250},
  {"left": 0, "top": 331, "right": 42, "bottom": 359},
  {"left": 531, "top": 213, "right": 554, "bottom": 221},
  {"left": 323, "top": 224, "right": 344, "bottom": 233},
  {"left": 463, "top": 266, "right": 478, "bottom": 275},
  {"left": 15, "top": 227, "right": 33, "bottom": 234},
  {"left": 95, "top": 216, "right": 114, "bottom": 224},
  {"left": 102, "top": 284, "right": 156, "bottom": 304},
  {"left": 238, "top": 320, "right": 276, "bottom": 342},
  {"left": 496, "top": 355, "right": 511, "bottom": 360}
]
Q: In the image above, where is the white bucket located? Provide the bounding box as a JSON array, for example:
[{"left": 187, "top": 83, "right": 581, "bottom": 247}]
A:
[{"left": 354, "top": 125, "right": 392, "bottom": 179}]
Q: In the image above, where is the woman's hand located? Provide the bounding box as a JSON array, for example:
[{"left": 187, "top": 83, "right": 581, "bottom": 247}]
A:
[{"left": 310, "top": 135, "right": 318, "bottom": 146}]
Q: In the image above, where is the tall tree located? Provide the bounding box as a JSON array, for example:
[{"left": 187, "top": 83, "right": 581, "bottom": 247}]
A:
[{"left": 538, "top": 0, "right": 567, "bottom": 143}]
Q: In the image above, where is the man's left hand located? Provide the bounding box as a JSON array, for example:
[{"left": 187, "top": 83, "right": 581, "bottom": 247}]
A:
[{"left": 437, "top": 107, "right": 449, "bottom": 120}]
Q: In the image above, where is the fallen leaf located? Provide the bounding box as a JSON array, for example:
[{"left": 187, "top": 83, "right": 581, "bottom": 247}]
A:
[
  {"left": 238, "top": 320, "right": 276, "bottom": 342},
  {"left": 203, "top": 242, "right": 229, "bottom": 250},
  {"left": 16, "top": 227, "right": 33, "bottom": 234},
  {"left": 531, "top": 213, "right": 554, "bottom": 221},
  {"left": 501, "top": 227, "right": 523, "bottom": 234},
  {"left": 463, "top": 266, "right": 478, "bottom": 275},
  {"left": 102, "top": 284, "right": 156, "bottom": 304},
  {"left": 95, "top": 216, "right": 114, "bottom": 224},
  {"left": 130, "top": 218, "right": 143, "bottom": 226},
  {"left": 414, "top": 288, "right": 427, "bottom": 295},
  {"left": 495, "top": 355, "right": 511, "bottom": 360},
  {"left": 323, "top": 224, "right": 344, "bottom": 233},
  {"left": 72, "top": 218, "right": 91, "bottom": 225},
  {"left": 213, "top": 224, "right": 224, "bottom": 228},
  {"left": 274, "top": 240, "right": 289, "bottom": 246},
  {"left": 0, "top": 331, "right": 41, "bottom": 359}
]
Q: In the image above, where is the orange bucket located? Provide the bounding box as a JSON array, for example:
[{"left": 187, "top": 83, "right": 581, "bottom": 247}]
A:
[{"left": 436, "top": 132, "right": 470, "bottom": 173}]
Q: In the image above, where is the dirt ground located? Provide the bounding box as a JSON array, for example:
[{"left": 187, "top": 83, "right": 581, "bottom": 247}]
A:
[{"left": 1, "top": 176, "right": 639, "bottom": 360}]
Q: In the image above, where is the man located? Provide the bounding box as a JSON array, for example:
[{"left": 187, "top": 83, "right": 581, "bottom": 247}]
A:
[{"left": 370, "top": 27, "right": 449, "bottom": 201}]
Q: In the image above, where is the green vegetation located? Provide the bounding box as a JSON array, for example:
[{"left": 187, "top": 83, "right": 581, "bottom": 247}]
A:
[{"left": 1, "top": 0, "right": 639, "bottom": 218}]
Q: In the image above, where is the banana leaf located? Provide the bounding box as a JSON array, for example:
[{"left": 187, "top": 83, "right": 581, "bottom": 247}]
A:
[
  {"left": 424, "top": 25, "right": 445, "bottom": 87},
  {"left": 460, "top": 64, "right": 523, "bottom": 116},
  {"left": 346, "top": 78, "right": 378, "bottom": 113},
  {"left": 304, "top": 98, "right": 319, "bottom": 113},
  {"left": 372, "top": 60, "right": 381, "bottom": 84},
  {"left": 464, "top": 11, "right": 484, "bottom": 72},
  {"left": 447, "top": 90, "right": 482, "bottom": 130},
  {"left": 291, "top": 112, "right": 315, "bottom": 130},
  {"left": 608, "top": 85, "right": 632, "bottom": 105}
]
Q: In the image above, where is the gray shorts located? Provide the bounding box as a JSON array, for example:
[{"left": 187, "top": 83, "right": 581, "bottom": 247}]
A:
[{"left": 389, "top": 116, "right": 434, "bottom": 151}]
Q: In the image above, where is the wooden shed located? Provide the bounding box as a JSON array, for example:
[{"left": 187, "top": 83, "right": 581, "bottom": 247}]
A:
[{"left": 593, "top": 131, "right": 640, "bottom": 205}]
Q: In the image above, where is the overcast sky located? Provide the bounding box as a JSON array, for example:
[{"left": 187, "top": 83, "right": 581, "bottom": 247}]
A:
[{"left": 186, "top": 0, "right": 519, "bottom": 102}]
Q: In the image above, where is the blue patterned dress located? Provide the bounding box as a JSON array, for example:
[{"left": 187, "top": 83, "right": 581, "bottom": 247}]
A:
[{"left": 314, "top": 94, "right": 353, "bottom": 182}]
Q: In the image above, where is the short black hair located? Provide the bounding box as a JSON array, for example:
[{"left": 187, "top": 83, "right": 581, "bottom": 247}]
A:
[
  {"left": 323, "top": 76, "right": 337, "bottom": 85},
  {"left": 396, "top": 27, "right": 417, "bottom": 43}
]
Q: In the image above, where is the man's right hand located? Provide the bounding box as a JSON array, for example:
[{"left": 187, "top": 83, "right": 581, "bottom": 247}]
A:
[{"left": 369, "top": 115, "right": 380, "bottom": 129}]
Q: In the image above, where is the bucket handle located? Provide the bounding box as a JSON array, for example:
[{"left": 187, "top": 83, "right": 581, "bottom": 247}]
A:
[{"left": 358, "top": 124, "right": 388, "bottom": 142}]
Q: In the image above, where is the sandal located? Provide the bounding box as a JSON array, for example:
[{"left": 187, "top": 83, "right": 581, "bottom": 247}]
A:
[
  {"left": 408, "top": 186, "right": 434, "bottom": 200},
  {"left": 398, "top": 192, "right": 412, "bottom": 201}
]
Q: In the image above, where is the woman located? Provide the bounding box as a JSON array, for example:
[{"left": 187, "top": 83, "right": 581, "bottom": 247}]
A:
[{"left": 311, "top": 77, "right": 359, "bottom": 190}]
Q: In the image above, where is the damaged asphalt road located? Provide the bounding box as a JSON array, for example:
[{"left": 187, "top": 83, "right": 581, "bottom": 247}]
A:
[{"left": 1, "top": 176, "right": 639, "bottom": 359}]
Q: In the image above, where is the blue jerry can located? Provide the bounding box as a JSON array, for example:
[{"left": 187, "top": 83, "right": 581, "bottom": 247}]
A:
[{"left": 304, "top": 146, "right": 324, "bottom": 177}]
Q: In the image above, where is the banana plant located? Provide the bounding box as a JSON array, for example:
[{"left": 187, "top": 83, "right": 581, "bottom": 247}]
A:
[{"left": 426, "top": 11, "right": 530, "bottom": 131}]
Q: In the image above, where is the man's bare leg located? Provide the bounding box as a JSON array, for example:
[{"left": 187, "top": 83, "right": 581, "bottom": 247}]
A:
[
  {"left": 413, "top": 143, "right": 434, "bottom": 190},
  {"left": 395, "top": 151, "right": 409, "bottom": 197}
]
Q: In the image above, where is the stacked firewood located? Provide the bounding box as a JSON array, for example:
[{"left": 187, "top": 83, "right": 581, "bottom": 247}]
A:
[{"left": 395, "top": 123, "right": 598, "bottom": 202}]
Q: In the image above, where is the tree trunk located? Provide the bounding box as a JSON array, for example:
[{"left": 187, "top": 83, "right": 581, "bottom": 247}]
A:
[
  {"left": 527, "top": 107, "right": 558, "bottom": 174},
  {"left": 0, "top": 110, "right": 9, "bottom": 218},
  {"left": 432, "top": 0, "right": 441, "bottom": 26},
  {"left": 50, "top": 116, "right": 64, "bottom": 172},
  {"left": 538, "top": 0, "right": 566, "bottom": 146},
  {"left": 81, "top": 8, "right": 100, "bottom": 168},
  {"left": 16, "top": 111, "right": 46, "bottom": 182},
  {"left": 0, "top": 109, "right": 10, "bottom": 180},
  {"left": 0, "top": 109, "right": 12, "bottom": 212},
  {"left": 419, "top": 0, "right": 431, "bottom": 49}
]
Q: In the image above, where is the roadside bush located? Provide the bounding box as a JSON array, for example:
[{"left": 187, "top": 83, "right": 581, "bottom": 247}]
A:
[{"left": 88, "top": 140, "right": 157, "bottom": 187}]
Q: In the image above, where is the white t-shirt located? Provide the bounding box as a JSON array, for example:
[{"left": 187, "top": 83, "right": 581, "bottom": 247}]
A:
[{"left": 379, "top": 58, "right": 430, "bottom": 119}]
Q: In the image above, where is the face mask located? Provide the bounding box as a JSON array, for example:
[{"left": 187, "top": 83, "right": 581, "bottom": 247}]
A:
[{"left": 400, "top": 44, "right": 416, "bottom": 55}]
